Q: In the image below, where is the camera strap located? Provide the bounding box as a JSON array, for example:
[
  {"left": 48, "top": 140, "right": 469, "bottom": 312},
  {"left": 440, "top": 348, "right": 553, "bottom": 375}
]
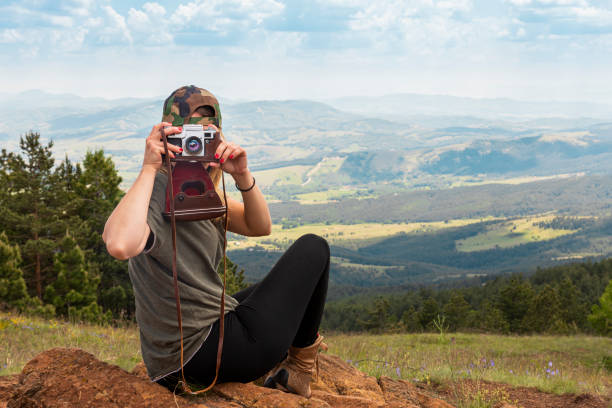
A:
[{"left": 161, "top": 127, "right": 227, "bottom": 395}]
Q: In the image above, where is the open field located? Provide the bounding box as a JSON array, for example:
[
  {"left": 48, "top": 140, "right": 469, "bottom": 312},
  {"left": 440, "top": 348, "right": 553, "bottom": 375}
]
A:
[
  {"left": 456, "top": 214, "right": 583, "bottom": 252},
  {"left": 228, "top": 218, "right": 498, "bottom": 251},
  {"left": 229, "top": 214, "right": 589, "bottom": 254},
  {"left": 295, "top": 188, "right": 376, "bottom": 204},
  {"left": 327, "top": 332, "right": 611, "bottom": 396},
  {"left": 1, "top": 312, "right": 610, "bottom": 403},
  {"left": 252, "top": 165, "right": 311, "bottom": 186}
]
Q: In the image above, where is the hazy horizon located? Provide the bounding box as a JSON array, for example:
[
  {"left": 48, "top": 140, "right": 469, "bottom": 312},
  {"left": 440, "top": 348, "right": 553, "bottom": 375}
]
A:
[{"left": 3, "top": 88, "right": 612, "bottom": 107}]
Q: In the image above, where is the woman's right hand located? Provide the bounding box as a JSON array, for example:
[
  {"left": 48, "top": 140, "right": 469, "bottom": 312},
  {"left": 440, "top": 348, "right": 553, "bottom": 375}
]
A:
[{"left": 143, "top": 122, "right": 184, "bottom": 171}]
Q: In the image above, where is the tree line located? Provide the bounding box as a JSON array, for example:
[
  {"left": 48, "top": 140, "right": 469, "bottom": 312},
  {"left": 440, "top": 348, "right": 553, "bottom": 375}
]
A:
[
  {"left": 0, "top": 131, "right": 247, "bottom": 323},
  {"left": 322, "top": 258, "right": 612, "bottom": 336}
]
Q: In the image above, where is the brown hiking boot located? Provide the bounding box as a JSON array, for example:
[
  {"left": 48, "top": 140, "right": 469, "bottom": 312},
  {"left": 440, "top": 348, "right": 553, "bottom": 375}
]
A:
[{"left": 263, "top": 334, "right": 328, "bottom": 398}]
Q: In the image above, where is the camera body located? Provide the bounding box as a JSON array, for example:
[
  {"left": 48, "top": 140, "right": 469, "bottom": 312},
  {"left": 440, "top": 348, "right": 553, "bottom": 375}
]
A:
[{"left": 165, "top": 124, "right": 220, "bottom": 162}]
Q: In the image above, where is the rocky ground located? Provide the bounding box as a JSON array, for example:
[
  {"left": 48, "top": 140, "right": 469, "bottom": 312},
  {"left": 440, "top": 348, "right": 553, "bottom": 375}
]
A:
[{"left": 0, "top": 348, "right": 609, "bottom": 408}]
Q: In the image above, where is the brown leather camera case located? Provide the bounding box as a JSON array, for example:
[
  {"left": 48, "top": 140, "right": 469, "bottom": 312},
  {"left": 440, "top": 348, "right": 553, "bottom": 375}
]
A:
[{"left": 163, "top": 161, "right": 226, "bottom": 221}]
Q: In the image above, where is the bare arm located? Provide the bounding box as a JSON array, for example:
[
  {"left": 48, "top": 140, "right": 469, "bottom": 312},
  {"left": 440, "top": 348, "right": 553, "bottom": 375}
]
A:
[
  {"left": 102, "top": 122, "right": 182, "bottom": 260},
  {"left": 227, "top": 170, "right": 271, "bottom": 236},
  {"left": 210, "top": 132, "right": 272, "bottom": 237},
  {"left": 102, "top": 166, "right": 155, "bottom": 260}
]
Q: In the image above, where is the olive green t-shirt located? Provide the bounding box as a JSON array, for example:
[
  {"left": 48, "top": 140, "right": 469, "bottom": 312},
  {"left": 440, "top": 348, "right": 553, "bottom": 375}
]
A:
[{"left": 128, "top": 171, "right": 239, "bottom": 382}]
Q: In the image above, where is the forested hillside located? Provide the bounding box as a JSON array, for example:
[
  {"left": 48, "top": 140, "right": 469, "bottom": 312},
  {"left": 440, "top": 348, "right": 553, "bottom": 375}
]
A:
[
  {"left": 268, "top": 175, "right": 612, "bottom": 224},
  {"left": 322, "top": 258, "right": 612, "bottom": 335}
]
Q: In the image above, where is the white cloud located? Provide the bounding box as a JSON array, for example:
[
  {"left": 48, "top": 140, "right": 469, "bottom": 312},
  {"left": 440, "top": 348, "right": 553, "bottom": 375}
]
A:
[
  {"left": 537, "top": 0, "right": 587, "bottom": 5},
  {"left": 127, "top": 8, "right": 150, "bottom": 28},
  {"left": 345, "top": 0, "right": 490, "bottom": 55},
  {"left": 569, "top": 6, "right": 612, "bottom": 25},
  {"left": 127, "top": 3, "right": 172, "bottom": 44},
  {"left": 169, "top": 0, "right": 284, "bottom": 28},
  {"left": 507, "top": 0, "right": 532, "bottom": 5},
  {"left": 47, "top": 15, "right": 74, "bottom": 27},
  {"left": 437, "top": 0, "right": 473, "bottom": 12},
  {"left": 49, "top": 27, "right": 88, "bottom": 51},
  {"left": 0, "top": 29, "right": 24, "bottom": 43},
  {"left": 143, "top": 2, "right": 166, "bottom": 17},
  {"left": 100, "top": 5, "right": 133, "bottom": 44}
]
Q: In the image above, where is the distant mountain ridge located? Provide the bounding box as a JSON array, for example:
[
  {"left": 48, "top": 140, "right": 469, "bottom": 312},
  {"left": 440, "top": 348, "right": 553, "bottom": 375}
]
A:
[
  {"left": 327, "top": 93, "right": 612, "bottom": 120},
  {"left": 1, "top": 89, "right": 611, "bottom": 189}
]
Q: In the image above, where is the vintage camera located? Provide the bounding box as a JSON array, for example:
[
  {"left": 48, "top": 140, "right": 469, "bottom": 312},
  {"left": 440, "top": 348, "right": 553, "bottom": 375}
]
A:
[
  {"left": 165, "top": 124, "right": 220, "bottom": 161},
  {"left": 160, "top": 123, "right": 225, "bottom": 221}
]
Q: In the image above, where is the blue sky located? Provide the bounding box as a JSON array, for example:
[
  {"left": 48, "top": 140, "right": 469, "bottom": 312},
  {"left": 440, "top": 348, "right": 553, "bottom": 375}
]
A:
[{"left": 1, "top": 0, "right": 611, "bottom": 101}]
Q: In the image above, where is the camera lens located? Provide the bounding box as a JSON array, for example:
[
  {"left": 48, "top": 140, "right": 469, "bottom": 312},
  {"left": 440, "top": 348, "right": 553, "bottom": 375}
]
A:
[{"left": 185, "top": 136, "right": 203, "bottom": 154}]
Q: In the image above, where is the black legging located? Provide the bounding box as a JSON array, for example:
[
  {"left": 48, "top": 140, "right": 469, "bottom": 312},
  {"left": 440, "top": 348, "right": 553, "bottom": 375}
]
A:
[{"left": 156, "top": 233, "right": 330, "bottom": 391}]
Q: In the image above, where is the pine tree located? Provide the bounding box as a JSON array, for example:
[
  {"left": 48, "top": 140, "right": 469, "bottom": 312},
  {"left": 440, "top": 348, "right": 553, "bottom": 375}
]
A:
[
  {"left": 496, "top": 275, "right": 534, "bottom": 332},
  {"left": 217, "top": 255, "right": 249, "bottom": 296},
  {"left": 588, "top": 279, "right": 612, "bottom": 336},
  {"left": 477, "top": 300, "right": 510, "bottom": 333},
  {"left": 72, "top": 150, "right": 128, "bottom": 317},
  {"left": 401, "top": 305, "right": 422, "bottom": 332},
  {"left": 0, "top": 132, "right": 63, "bottom": 299},
  {"left": 557, "top": 277, "right": 587, "bottom": 329},
  {"left": 443, "top": 292, "right": 471, "bottom": 331},
  {"left": 418, "top": 297, "right": 440, "bottom": 330},
  {"left": 0, "top": 232, "right": 28, "bottom": 308},
  {"left": 521, "top": 284, "right": 562, "bottom": 333},
  {"left": 358, "top": 297, "right": 392, "bottom": 333},
  {"left": 44, "top": 234, "right": 109, "bottom": 324}
]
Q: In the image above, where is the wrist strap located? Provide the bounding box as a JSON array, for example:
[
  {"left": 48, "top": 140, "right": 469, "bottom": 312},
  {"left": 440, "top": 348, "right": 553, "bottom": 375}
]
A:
[{"left": 235, "top": 176, "right": 256, "bottom": 192}]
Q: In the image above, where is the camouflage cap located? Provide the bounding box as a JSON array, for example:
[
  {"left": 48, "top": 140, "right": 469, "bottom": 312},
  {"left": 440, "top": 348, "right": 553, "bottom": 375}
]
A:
[{"left": 162, "top": 85, "right": 222, "bottom": 128}]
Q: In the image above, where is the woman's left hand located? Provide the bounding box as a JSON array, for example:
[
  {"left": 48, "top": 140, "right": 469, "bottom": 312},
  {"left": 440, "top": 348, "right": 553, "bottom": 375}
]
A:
[{"left": 207, "top": 125, "right": 249, "bottom": 176}]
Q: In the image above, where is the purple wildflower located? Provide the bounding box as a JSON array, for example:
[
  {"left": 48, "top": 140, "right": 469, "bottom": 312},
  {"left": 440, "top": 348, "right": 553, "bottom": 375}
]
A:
[
  {"left": 509, "top": 369, "right": 513, "bottom": 374},
  {"left": 490, "top": 360, "right": 495, "bottom": 367},
  {"left": 396, "top": 367, "right": 401, "bottom": 377},
  {"left": 548, "top": 361, "right": 553, "bottom": 367}
]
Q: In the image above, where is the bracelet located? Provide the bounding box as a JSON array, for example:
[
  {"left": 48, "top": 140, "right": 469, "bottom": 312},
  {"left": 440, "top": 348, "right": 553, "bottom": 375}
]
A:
[{"left": 235, "top": 176, "right": 256, "bottom": 192}]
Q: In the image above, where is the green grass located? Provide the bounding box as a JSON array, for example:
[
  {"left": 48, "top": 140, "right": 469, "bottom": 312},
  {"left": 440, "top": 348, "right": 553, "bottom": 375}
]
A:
[
  {"left": 295, "top": 189, "right": 356, "bottom": 203},
  {"left": 1, "top": 312, "right": 610, "bottom": 399},
  {"left": 0, "top": 313, "right": 141, "bottom": 375},
  {"left": 252, "top": 165, "right": 312, "bottom": 186},
  {"left": 456, "top": 215, "right": 580, "bottom": 252},
  {"left": 328, "top": 332, "right": 611, "bottom": 396},
  {"left": 295, "top": 188, "right": 377, "bottom": 204}
]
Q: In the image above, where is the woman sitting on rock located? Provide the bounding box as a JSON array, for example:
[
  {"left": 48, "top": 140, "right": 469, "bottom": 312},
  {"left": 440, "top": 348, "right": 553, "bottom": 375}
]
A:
[{"left": 103, "top": 85, "right": 329, "bottom": 398}]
